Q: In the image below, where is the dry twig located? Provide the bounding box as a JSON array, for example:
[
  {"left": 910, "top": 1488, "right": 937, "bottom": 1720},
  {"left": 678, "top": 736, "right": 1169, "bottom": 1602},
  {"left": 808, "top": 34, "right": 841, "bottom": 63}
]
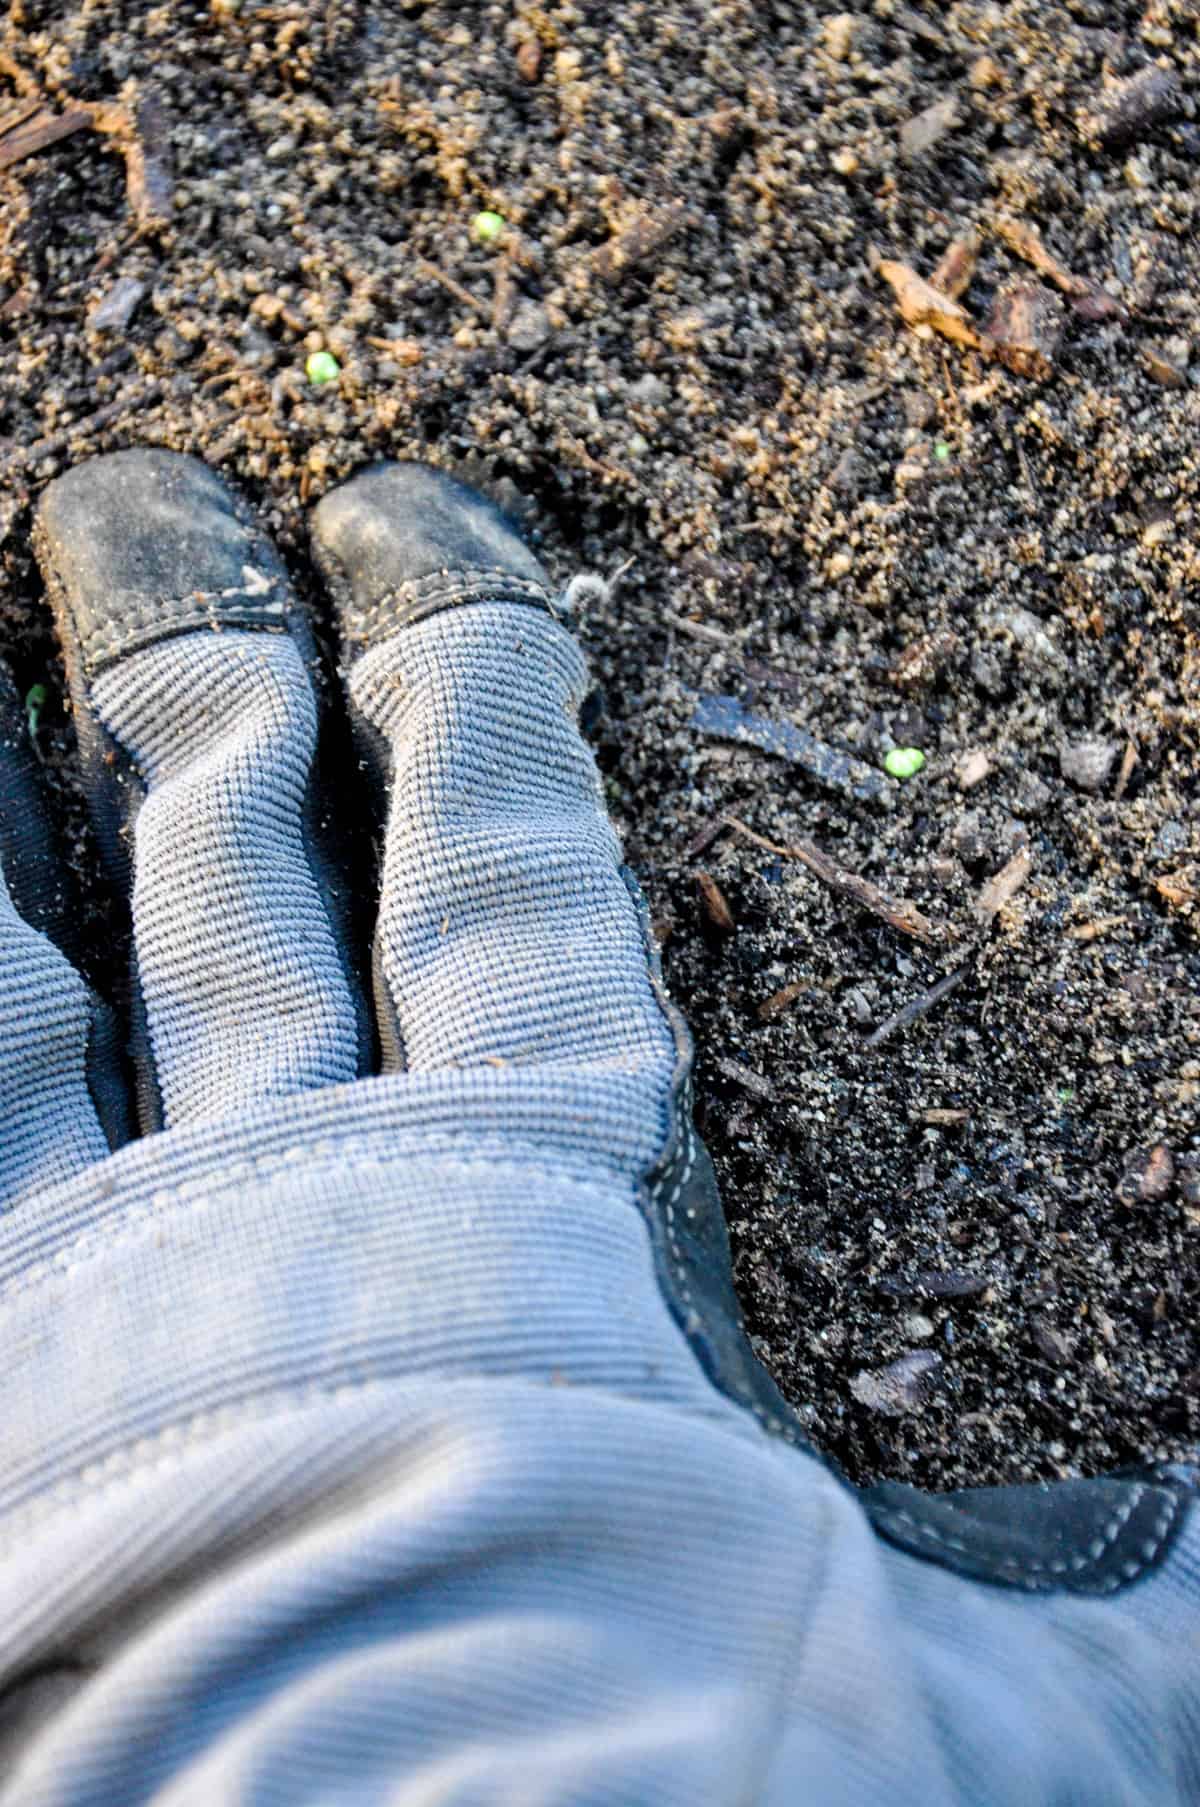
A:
[
  {"left": 864, "top": 965, "right": 971, "bottom": 1050},
  {"left": 725, "top": 815, "right": 946, "bottom": 944}
]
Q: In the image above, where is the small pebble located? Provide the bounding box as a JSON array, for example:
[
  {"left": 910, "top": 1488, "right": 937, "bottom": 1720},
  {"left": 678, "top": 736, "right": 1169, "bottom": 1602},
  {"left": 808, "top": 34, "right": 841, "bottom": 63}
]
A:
[
  {"left": 900, "top": 96, "right": 959, "bottom": 162},
  {"left": 472, "top": 210, "right": 506, "bottom": 244},
  {"left": 884, "top": 746, "right": 926, "bottom": 779},
  {"left": 1151, "top": 819, "right": 1188, "bottom": 860},
  {"left": 87, "top": 276, "right": 147, "bottom": 332},
  {"left": 904, "top": 1313, "right": 936, "bottom": 1341},
  {"left": 850, "top": 1350, "right": 942, "bottom": 1417},
  {"left": 830, "top": 147, "right": 859, "bottom": 176},
  {"left": 1059, "top": 736, "right": 1119, "bottom": 794},
  {"left": 957, "top": 749, "right": 991, "bottom": 791},
  {"left": 507, "top": 299, "right": 551, "bottom": 352},
  {"left": 1118, "top": 1142, "right": 1176, "bottom": 1205},
  {"left": 822, "top": 13, "right": 856, "bottom": 61},
  {"left": 305, "top": 350, "right": 341, "bottom": 386}
]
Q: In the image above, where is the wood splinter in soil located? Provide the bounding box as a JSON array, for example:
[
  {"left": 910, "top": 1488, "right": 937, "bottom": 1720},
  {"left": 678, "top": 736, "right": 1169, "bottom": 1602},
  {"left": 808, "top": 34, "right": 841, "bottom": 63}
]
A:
[{"left": 724, "top": 814, "right": 946, "bottom": 945}]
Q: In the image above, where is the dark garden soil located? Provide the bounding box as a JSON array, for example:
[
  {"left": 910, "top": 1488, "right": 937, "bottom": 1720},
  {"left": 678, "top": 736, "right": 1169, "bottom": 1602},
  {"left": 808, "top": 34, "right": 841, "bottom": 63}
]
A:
[{"left": 1, "top": 0, "right": 1197, "bottom": 1491}]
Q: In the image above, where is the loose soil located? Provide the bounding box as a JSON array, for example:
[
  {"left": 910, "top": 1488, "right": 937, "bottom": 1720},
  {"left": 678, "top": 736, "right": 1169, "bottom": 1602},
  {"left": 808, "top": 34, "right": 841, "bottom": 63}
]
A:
[{"left": 1, "top": 0, "right": 1197, "bottom": 1490}]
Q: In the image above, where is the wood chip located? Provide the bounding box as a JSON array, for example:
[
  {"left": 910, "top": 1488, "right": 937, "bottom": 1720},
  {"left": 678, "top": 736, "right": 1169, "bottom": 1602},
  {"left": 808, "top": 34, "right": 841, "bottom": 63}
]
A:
[
  {"left": 725, "top": 815, "right": 946, "bottom": 944},
  {"left": 757, "top": 980, "right": 809, "bottom": 1021},
  {"left": 1086, "top": 65, "right": 1182, "bottom": 150},
  {"left": 879, "top": 259, "right": 984, "bottom": 352},
  {"left": 1113, "top": 738, "right": 1138, "bottom": 801},
  {"left": 1144, "top": 345, "right": 1187, "bottom": 388},
  {"left": 125, "top": 92, "right": 174, "bottom": 224},
  {"left": 1154, "top": 869, "right": 1198, "bottom": 913},
  {"left": 984, "top": 282, "right": 1064, "bottom": 380},
  {"left": 973, "top": 847, "right": 1033, "bottom": 924},
  {"left": 0, "top": 100, "right": 91, "bottom": 170},
  {"left": 921, "top": 1108, "right": 969, "bottom": 1126},
  {"left": 714, "top": 1056, "right": 776, "bottom": 1102},
  {"left": 696, "top": 870, "right": 735, "bottom": 934},
  {"left": 876, "top": 1269, "right": 988, "bottom": 1300},
  {"left": 683, "top": 817, "right": 726, "bottom": 860},
  {"left": 515, "top": 36, "right": 542, "bottom": 81},
  {"left": 1066, "top": 915, "right": 1127, "bottom": 943},
  {"left": 930, "top": 233, "right": 978, "bottom": 301}
]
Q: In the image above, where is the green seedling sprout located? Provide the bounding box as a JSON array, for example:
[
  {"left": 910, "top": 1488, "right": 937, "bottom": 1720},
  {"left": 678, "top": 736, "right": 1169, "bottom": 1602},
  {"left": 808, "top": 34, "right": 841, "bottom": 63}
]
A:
[
  {"left": 884, "top": 746, "right": 926, "bottom": 779},
  {"left": 472, "top": 210, "right": 506, "bottom": 244},
  {"left": 305, "top": 350, "right": 341, "bottom": 386}
]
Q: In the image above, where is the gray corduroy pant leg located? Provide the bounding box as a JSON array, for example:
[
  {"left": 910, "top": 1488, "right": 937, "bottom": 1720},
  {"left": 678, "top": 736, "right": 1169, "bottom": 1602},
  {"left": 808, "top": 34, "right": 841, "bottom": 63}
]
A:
[{"left": 0, "top": 583, "right": 1197, "bottom": 1804}]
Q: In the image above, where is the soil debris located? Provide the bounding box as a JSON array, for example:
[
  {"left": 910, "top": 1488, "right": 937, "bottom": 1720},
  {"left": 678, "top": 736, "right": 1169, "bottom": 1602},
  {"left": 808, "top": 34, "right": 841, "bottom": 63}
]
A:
[
  {"left": 1059, "top": 737, "right": 1120, "bottom": 794},
  {"left": 973, "top": 848, "right": 1033, "bottom": 926},
  {"left": 696, "top": 870, "right": 735, "bottom": 935},
  {"left": 878, "top": 259, "right": 983, "bottom": 353},
  {"left": 851, "top": 1351, "right": 942, "bottom": 1416},
  {"left": 0, "top": 97, "right": 90, "bottom": 169},
  {"left": 0, "top": 0, "right": 1195, "bottom": 1500},
  {"left": 725, "top": 816, "right": 945, "bottom": 946},
  {"left": 863, "top": 965, "right": 970, "bottom": 1050},
  {"left": 900, "top": 96, "right": 960, "bottom": 163},
  {"left": 691, "top": 694, "right": 890, "bottom": 807},
  {"left": 983, "top": 283, "right": 1064, "bottom": 381}
]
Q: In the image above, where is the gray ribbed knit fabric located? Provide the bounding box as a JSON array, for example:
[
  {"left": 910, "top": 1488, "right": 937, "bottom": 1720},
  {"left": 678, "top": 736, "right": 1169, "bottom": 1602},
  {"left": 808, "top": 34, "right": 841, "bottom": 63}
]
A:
[
  {"left": 91, "top": 633, "right": 361, "bottom": 1125},
  {"left": 0, "top": 593, "right": 1197, "bottom": 1803},
  {"left": 0, "top": 868, "right": 108, "bottom": 1206}
]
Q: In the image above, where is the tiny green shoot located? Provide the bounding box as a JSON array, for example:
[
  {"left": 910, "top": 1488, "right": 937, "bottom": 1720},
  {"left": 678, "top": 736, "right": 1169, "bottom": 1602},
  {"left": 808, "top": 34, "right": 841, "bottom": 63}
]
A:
[
  {"left": 884, "top": 746, "right": 926, "bottom": 779},
  {"left": 472, "top": 209, "right": 506, "bottom": 244},
  {"left": 305, "top": 350, "right": 341, "bottom": 386}
]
